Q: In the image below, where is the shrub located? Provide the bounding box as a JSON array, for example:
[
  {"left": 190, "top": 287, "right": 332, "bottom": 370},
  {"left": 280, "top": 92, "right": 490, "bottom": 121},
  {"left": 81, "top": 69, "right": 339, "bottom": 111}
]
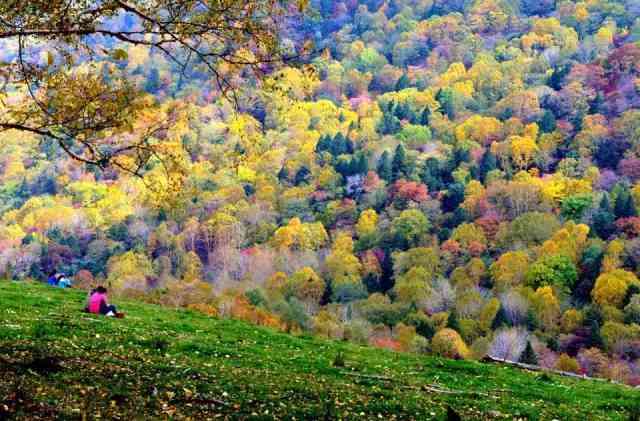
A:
[
  {"left": 332, "top": 352, "right": 346, "bottom": 368},
  {"left": 489, "top": 328, "right": 528, "bottom": 361},
  {"left": 74, "top": 269, "right": 96, "bottom": 290},
  {"left": 313, "top": 310, "right": 344, "bottom": 340},
  {"left": 605, "top": 359, "right": 632, "bottom": 383},
  {"left": 343, "top": 320, "right": 373, "bottom": 345},
  {"left": 431, "top": 328, "right": 470, "bottom": 359},
  {"left": 187, "top": 303, "right": 218, "bottom": 317},
  {"left": 555, "top": 353, "right": 580, "bottom": 373},
  {"left": 458, "top": 318, "right": 480, "bottom": 344},
  {"left": 601, "top": 321, "right": 640, "bottom": 354},
  {"left": 577, "top": 347, "right": 608, "bottom": 377},
  {"left": 394, "top": 323, "right": 417, "bottom": 352},
  {"left": 404, "top": 311, "right": 435, "bottom": 339},
  {"left": 470, "top": 336, "right": 491, "bottom": 360},
  {"left": 409, "top": 335, "right": 430, "bottom": 354},
  {"left": 560, "top": 309, "right": 583, "bottom": 334}
]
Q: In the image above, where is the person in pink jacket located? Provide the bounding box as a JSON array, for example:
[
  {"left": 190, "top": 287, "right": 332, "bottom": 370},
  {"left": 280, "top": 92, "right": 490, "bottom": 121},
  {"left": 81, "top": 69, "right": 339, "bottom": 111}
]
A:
[{"left": 86, "top": 286, "right": 119, "bottom": 316}]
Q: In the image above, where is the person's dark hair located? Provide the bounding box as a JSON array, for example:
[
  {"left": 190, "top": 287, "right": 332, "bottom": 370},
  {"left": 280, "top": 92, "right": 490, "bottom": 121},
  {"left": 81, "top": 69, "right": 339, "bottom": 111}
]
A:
[{"left": 96, "top": 286, "right": 107, "bottom": 294}]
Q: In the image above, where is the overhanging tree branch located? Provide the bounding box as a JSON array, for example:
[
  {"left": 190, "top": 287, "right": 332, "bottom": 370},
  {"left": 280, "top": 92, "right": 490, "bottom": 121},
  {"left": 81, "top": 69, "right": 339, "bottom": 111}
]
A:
[{"left": 0, "top": 0, "right": 310, "bottom": 175}]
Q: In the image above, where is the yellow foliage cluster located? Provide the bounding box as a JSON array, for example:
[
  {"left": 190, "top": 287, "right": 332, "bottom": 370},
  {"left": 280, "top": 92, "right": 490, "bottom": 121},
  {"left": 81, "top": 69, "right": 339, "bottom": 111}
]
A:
[
  {"left": 4, "top": 196, "right": 79, "bottom": 234},
  {"left": 356, "top": 209, "right": 378, "bottom": 238},
  {"left": 532, "top": 286, "right": 560, "bottom": 331},
  {"left": 592, "top": 270, "right": 639, "bottom": 308},
  {"left": 509, "top": 135, "right": 539, "bottom": 170},
  {"left": 490, "top": 251, "right": 530, "bottom": 292},
  {"left": 431, "top": 328, "right": 470, "bottom": 359},
  {"left": 325, "top": 232, "right": 363, "bottom": 285},
  {"left": 540, "top": 222, "right": 589, "bottom": 262},
  {"left": 378, "top": 88, "right": 440, "bottom": 114},
  {"left": 66, "top": 181, "right": 134, "bottom": 229},
  {"left": 521, "top": 18, "right": 579, "bottom": 55},
  {"left": 602, "top": 239, "right": 625, "bottom": 273},
  {"left": 561, "top": 309, "right": 583, "bottom": 334},
  {"left": 313, "top": 310, "right": 344, "bottom": 340},
  {"left": 271, "top": 217, "right": 328, "bottom": 250},
  {"left": 107, "top": 250, "right": 154, "bottom": 294},
  {"left": 556, "top": 353, "right": 580, "bottom": 373},
  {"left": 601, "top": 321, "right": 640, "bottom": 352},
  {"left": 455, "top": 115, "right": 503, "bottom": 145}
]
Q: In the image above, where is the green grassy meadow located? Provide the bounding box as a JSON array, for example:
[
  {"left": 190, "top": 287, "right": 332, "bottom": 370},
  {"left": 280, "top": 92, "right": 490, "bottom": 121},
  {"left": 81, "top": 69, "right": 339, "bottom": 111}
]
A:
[{"left": 0, "top": 281, "right": 638, "bottom": 420}]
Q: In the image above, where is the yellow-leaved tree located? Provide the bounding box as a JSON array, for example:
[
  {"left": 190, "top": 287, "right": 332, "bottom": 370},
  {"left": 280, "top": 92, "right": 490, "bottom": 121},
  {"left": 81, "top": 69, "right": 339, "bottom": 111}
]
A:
[
  {"left": 592, "top": 270, "right": 639, "bottom": 308},
  {"left": 106, "top": 251, "right": 154, "bottom": 296}
]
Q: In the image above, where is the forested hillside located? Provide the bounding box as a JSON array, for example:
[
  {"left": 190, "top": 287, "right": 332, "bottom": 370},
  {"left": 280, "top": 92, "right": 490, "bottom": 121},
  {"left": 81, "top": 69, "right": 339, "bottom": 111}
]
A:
[{"left": 2, "top": 0, "right": 640, "bottom": 385}]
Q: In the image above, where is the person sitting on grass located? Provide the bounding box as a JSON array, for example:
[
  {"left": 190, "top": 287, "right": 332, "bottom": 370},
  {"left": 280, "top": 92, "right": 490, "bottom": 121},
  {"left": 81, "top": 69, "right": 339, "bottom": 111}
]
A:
[
  {"left": 86, "top": 286, "right": 123, "bottom": 317},
  {"left": 47, "top": 271, "right": 58, "bottom": 286},
  {"left": 57, "top": 273, "right": 72, "bottom": 289}
]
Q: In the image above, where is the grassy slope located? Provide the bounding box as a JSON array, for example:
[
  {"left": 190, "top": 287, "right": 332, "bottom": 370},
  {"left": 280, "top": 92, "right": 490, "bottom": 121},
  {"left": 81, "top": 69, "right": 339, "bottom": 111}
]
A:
[{"left": 0, "top": 281, "right": 638, "bottom": 420}]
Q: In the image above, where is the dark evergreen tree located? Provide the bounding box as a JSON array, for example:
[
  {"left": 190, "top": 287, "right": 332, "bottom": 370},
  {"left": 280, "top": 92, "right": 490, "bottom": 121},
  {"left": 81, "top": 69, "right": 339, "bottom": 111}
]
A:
[
  {"left": 592, "top": 195, "right": 615, "bottom": 239},
  {"left": 575, "top": 243, "right": 604, "bottom": 302},
  {"left": 583, "top": 304, "right": 603, "bottom": 327},
  {"left": 526, "top": 309, "right": 539, "bottom": 331},
  {"left": 405, "top": 312, "right": 435, "bottom": 339},
  {"left": 546, "top": 337, "right": 559, "bottom": 352},
  {"left": 452, "top": 147, "right": 470, "bottom": 166},
  {"left": 539, "top": 109, "right": 557, "bottom": 133},
  {"left": 383, "top": 100, "right": 396, "bottom": 113},
  {"left": 436, "top": 88, "right": 455, "bottom": 120},
  {"left": 587, "top": 319, "right": 604, "bottom": 349},
  {"left": 315, "top": 134, "right": 331, "bottom": 153},
  {"left": 548, "top": 64, "right": 571, "bottom": 90},
  {"left": 330, "top": 132, "right": 348, "bottom": 156},
  {"left": 421, "top": 157, "right": 443, "bottom": 191},
  {"left": 377, "top": 111, "right": 401, "bottom": 135},
  {"left": 520, "top": 341, "right": 538, "bottom": 365},
  {"left": 377, "top": 151, "right": 393, "bottom": 182},
  {"left": 491, "top": 305, "right": 509, "bottom": 330},
  {"left": 395, "top": 73, "right": 410, "bottom": 91},
  {"left": 447, "top": 310, "right": 461, "bottom": 332},
  {"left": 345, "top": 137, "right": 355, "bottom": 154},
  {"left": 243, "top": 184, "right": 255, "bottom": 196},
  {"left": 614, "top": 187, "right": 636, "bottom": 219},
  {"left": 320, "top": 0, "right": 334, "bottom": 17},
  {"left": 419, "top": 107, "right": 431, "bottom": 126},
  {"left": 624, "top": 284, "right": 640, "bottom": 307},
  {"left": 335, "top": 156, "right": 354, "bottom": 177},
  {"left": 590, "top": 92, "right": 604, "bottom": 114},
  {"left": 479, "top": 149, "right": 497, "bottom": 182},
  {"left": 294, "top": 166, "right": 311, "bottom": 185},
  {"left": 354, "top": 153, "right": 368, "bottom": 174},
  {"left": 442, "top": 183, "right": 465, "bottom": 212},
  {"left": 393, "top": 102, "right": 412, "bottom": 121},
  {"left": 594, "top": 138, "right": 628, "bottom": 169},
  {"left": 571, "top": 112, "right": 585, "bottom": 133},
  {"left": 277, "top": 166, "right": 289, "bottom": 182},
  {"left": 391, "top": 143, "right": 408, "bottom": 180}
]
